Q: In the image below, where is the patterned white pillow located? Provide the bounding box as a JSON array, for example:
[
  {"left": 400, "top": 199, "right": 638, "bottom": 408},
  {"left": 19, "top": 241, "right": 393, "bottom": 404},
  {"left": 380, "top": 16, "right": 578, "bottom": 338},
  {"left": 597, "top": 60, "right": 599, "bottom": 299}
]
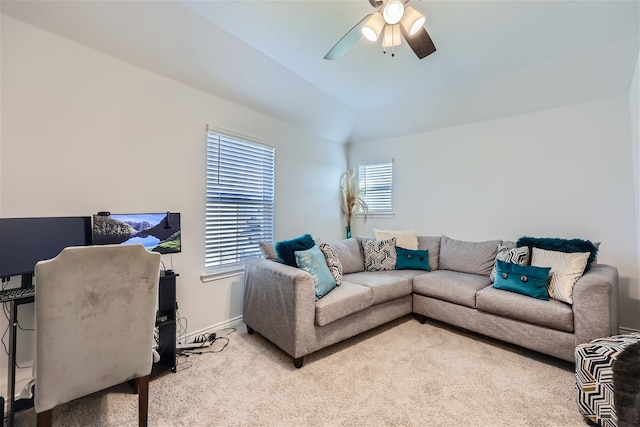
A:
[
  {"left": 531, "top": 247, "right": 589, "bottom": 304},
  {"left": 490, "top": 244, "right": 530, "bottom": 283},
  {"left": 364, "top": 238, "right": 397, "bottom": 271},
  {"left": 319, "top": 243, "right": 343, "bottom": 286}
]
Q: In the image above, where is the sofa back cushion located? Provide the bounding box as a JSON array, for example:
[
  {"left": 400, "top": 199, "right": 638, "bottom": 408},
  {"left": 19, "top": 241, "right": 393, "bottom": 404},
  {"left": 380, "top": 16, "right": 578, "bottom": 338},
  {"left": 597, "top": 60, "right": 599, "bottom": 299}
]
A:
[
  {"left": 324, "top": 238, "right": 364, "bottom": 274},
  {"left": 439, "top": 235, "right": 501, "bottom": 276},
  {"left": 258, "top": 242, "right": 281, "bottom": 262},
  {"left": 417, "top": 236, "right": 441, "bottom": 271}
]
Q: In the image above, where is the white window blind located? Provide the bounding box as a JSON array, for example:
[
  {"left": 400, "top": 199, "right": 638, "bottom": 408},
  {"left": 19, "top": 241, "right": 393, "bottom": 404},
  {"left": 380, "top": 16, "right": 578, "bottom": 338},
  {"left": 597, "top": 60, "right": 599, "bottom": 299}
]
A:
[
  {"left": 205, "top": 130, "right": 275, "bottom": 274},
  {"left": 358, "top": 162, "right": 393, "bottom": 214}
]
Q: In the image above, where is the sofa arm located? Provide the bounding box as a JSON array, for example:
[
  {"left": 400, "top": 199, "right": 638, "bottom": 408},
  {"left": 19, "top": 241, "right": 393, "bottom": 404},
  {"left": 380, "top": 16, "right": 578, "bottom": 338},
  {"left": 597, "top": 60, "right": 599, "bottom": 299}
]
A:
[
  {"left": 572, "top": 264, "right": 619, "bottom": 346},
  {"left": 243, "top": 257, "right": 316, "bottom": 359}
]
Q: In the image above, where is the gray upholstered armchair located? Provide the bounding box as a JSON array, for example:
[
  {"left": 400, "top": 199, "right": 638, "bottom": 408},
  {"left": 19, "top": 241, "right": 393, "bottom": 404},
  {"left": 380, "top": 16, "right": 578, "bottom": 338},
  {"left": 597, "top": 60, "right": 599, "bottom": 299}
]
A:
[{"left": 33, "top": 244, "right": 161, "bottom": 426}]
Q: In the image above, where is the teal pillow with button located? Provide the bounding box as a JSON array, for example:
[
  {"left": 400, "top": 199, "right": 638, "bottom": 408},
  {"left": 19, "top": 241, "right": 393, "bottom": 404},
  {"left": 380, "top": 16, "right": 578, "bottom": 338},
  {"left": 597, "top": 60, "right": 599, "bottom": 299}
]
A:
[
  {"left": 493, "top": 260, "right": 551, "bottom": 300},
  {"left": 395, "top": 247, "right": 430, "bottom": 271}
]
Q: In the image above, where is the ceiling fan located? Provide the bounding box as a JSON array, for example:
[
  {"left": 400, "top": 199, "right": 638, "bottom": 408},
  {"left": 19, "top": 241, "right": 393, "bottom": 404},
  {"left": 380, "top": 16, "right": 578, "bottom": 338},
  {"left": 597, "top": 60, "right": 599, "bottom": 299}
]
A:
[{"left": 324, "top": 0, "right": 436, "bottom": 60}]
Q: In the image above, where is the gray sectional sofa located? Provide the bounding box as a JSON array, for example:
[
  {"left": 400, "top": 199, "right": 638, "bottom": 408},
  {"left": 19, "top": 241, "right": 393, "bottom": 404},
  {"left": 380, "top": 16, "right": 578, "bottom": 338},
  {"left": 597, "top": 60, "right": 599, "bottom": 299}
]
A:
[{"left": 243, "top": 235, "right": 618, "bottom": 368}]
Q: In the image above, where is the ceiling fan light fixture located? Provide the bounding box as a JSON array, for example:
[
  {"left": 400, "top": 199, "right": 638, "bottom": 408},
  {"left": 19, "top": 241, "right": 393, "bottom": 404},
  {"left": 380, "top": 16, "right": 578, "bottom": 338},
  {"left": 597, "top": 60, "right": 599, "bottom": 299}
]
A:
[
  {"left": 401, "top": 6, "right": 426, "bottom": 36},
  {"left": 382, "top": 24, "right": 401, "bottom": 47},
  {"left": 362, "top": 12, "right": 385, "bottom": 41},
  {"left": 324, "top": 0, "right": 436, "bottom": 60},
  {"left": 382, "top": 0, "right": 404, "bottom": 25}
]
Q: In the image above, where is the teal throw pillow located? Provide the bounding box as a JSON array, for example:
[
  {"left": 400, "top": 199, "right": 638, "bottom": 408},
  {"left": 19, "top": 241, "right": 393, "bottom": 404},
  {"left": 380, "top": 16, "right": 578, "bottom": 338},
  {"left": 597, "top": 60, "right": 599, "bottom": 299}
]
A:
[
  {"left": 493, "top": 260, "right": 551, "bottom": 301},
  {"left": 274, "top": 234, "right": 315, "bottom": 267},
  {"left": 396, "top": 247, "right": 430, "bottom": 271},
  {"left": 516, "top": 236, "right": 598, "bottom": 266},
  {"left": 295, "top": 245, "right": 336, "bottom": 301}
]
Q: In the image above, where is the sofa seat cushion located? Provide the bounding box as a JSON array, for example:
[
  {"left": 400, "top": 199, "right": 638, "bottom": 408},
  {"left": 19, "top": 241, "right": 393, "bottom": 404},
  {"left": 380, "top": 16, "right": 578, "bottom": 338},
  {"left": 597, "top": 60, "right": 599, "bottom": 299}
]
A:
[
  {"left": 476, "top": 286, "right": 574, "bottom": 332},
  {"left": 412, "top": 270, "right": 491, "bottom": 308},
  {"left": 342, "top": 271, "right": 413, "bottom": 305},
  {"left": 315, "top": 282, "right": 373, "bottom": 326}
]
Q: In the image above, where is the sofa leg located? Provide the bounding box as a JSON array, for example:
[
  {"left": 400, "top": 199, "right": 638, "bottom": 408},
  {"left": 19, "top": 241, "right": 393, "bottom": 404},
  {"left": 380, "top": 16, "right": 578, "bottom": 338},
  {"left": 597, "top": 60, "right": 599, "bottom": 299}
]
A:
[
  {"left": 247, "top": 325, "right": 255, "bottom": 334},
  {"left": 294, "top": 357, "right": 304, "bottom": 369},
  {"left": 414, "top": 314, "right": 427, "bottom": 324}
]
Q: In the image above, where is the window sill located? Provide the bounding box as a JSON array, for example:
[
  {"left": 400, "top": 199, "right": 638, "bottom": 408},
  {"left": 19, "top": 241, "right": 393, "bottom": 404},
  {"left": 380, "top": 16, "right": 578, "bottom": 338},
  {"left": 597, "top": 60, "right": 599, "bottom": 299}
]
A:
[
  {"left": 201, "top": 266, "right": 244, "bottom": 283},
  {"left": 356, "top": 212, "right": 395, "bottom": 219}
]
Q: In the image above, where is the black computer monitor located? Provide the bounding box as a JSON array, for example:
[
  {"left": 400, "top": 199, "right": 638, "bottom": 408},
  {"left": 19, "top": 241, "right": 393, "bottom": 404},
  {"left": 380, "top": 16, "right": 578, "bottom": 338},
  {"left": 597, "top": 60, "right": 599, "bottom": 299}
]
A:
[{"left": 0, "top": 216, "right": 92, "bottom": 279}]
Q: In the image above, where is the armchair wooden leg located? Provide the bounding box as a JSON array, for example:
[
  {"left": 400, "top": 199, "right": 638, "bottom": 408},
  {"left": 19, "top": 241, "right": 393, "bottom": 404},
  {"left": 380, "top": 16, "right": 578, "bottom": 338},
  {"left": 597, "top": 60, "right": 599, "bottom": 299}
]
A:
[
  {"left": 37, "top": 409, "right": 54, "bottom": 427},
  {"left": 138, "top": 375, "right": 149, "bottom": 427}
]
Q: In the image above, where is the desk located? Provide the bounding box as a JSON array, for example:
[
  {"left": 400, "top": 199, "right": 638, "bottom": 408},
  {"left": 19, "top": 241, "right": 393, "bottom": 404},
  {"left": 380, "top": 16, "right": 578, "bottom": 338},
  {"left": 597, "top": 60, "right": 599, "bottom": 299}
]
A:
[{"left": 5, "top": 293, "right": 34, "bottom": 427}]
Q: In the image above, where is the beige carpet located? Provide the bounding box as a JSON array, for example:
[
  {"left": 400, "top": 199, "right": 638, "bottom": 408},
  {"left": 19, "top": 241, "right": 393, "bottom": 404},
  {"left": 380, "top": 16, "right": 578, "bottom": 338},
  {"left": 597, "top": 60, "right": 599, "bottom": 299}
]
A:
[{"left": 14, "top": 316, "right": 587, "bottom": 426}]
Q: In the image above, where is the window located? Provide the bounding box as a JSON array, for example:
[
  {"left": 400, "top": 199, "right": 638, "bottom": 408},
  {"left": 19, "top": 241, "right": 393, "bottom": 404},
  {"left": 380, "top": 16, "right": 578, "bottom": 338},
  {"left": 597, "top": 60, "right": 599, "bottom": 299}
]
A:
[
  {"left": 358, "top": 162, "right": 393, "bottom": 215},
  {"left": 205, "top": 128, "right": 275, "bottom": 277}
]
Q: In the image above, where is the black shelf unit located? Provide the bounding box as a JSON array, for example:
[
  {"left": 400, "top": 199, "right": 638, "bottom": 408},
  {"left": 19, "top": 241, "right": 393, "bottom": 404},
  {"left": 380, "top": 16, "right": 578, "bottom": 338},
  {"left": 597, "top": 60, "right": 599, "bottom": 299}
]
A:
[{"left": 152, "top": 272, "right": 178, "bottom": 377}]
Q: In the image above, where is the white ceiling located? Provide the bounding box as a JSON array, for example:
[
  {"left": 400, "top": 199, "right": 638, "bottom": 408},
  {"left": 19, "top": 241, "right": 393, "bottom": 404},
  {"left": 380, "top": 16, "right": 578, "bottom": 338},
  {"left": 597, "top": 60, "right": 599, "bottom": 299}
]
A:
[{"left": 2, "top": 0, "right": 639, "bottom": 144}]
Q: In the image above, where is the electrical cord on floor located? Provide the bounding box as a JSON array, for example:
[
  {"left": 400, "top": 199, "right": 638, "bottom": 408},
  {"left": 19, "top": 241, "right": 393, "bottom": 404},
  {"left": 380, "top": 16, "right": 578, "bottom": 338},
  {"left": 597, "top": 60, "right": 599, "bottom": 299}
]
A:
[
  {"left": 175, "top": 357, "right": 193, "bottom": 372},
  {"left": 179, "top": 336, "right": 230, "bottom": 355},
  {"left": 190, "top": 331, "right": 220, "bottom": 343},
  {"left": 177, "top": 327, "right": 236, "bottom": 356},
  {"left": 176, "top": 315, "right": 188, "bottom": 347}
]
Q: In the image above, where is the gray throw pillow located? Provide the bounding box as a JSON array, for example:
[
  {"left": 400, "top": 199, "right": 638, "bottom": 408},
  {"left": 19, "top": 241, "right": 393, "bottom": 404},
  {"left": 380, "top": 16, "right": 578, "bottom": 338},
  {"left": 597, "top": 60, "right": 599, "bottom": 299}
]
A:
[
  {"left": 326, "top": 238, "right": 365, "bottom": 274},
  {"left": 439, "top": 235, "right": 502, "bottom": 276}
]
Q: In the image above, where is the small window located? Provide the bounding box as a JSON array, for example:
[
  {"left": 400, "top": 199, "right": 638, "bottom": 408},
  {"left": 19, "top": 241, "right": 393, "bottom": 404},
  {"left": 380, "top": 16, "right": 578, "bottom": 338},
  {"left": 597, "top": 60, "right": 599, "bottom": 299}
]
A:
[
  {"left": 205, "top": 128, "right": 275, "bottom": 276},
  {"left": 358, "top": 162, "right": 393, "bottom": 215}
]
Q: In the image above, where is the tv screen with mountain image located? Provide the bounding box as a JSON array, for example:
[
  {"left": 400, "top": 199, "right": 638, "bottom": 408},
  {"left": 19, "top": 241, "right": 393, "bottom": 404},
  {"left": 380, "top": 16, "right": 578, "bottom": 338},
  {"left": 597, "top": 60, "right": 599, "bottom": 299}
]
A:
[{"left": 92, "top": 213, "right": 181, "bottom": 254}]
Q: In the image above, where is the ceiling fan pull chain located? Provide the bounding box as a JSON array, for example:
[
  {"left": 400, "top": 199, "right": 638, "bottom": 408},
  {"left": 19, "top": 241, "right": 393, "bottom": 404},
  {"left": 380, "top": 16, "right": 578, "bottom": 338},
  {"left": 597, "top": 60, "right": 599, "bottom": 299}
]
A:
[{"left": 392, "top": 26, "right": 396, "bottom": 57}]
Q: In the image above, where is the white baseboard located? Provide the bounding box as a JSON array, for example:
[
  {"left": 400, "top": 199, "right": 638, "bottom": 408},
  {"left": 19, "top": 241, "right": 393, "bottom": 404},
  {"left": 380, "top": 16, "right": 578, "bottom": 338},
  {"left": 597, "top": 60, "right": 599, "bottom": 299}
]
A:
[
  {"left": 179, "top": 315, "right": 245, "bottom": 344},
  {"left": 619, "top": 326, "right": 640, "bottom": 334}
]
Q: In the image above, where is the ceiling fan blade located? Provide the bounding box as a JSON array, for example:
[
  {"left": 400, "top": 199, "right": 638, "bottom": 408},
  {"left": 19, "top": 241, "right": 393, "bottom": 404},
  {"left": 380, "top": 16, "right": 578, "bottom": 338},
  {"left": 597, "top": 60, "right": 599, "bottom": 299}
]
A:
[
  {"left": 400, "top": 26, "right": 436, "bottom": 59},
  {"left": 324, "top": 14, "right": 372, "bottom": 60}
]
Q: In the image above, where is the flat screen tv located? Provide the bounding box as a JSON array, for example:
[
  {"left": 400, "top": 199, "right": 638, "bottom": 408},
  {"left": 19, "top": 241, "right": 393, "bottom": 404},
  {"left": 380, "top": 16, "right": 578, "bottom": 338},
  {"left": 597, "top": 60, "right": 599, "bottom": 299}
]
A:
[
  {"left": 0, "top": 216, "right": 92, "bottom": 278},
  {"left": 92, "top": 212, "right": 181, "bottom": 254}
]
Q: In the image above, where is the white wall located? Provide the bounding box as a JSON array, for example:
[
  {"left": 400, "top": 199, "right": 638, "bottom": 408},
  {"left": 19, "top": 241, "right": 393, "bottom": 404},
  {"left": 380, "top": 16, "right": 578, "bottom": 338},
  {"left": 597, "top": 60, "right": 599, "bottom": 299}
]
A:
[
  {"left": 349, "top": 97, "right": 640, "bottom": 331},
  {"left": 631, "top": 50, "right": 640, "bottom": 331},
  {"left": 0, "top": 14, "right": 346, "bottom": 390}
]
